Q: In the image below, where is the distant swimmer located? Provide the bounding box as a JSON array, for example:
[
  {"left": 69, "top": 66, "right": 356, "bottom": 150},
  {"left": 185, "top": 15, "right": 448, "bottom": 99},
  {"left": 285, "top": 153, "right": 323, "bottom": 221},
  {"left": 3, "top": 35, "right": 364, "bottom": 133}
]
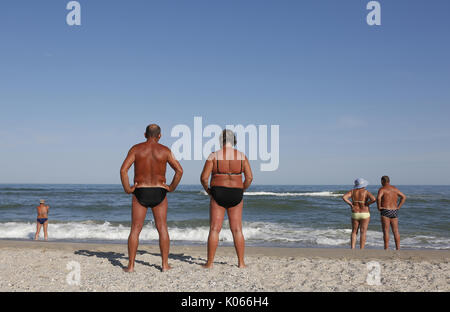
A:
[
  {"left": 377, "top": 176, "right": 406, "bottom": 250},
  {"left": 120, "top": 124, "right": 183, "bottom": 272},
  {"left": 342, "top": 178, "right": 376, "bottom": 249},
  {"left": 35, "top": 199, "right": 49, "bottom": 241},
  {"left": 200, "top": 129, "right": 253, "bottom": 268}
]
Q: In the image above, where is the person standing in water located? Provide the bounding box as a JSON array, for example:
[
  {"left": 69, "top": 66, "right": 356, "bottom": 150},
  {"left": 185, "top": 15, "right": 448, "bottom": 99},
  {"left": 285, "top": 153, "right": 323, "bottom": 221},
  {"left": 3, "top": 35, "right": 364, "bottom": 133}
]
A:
[
  {"left": 35, "top": 199, "right": 49, "bottom": 241},
  {"left": 342, "top": 178, "right": 376, "bottom": 249},
  {"left": 200, "top": 129, "right": 253, "bottom": 268},
  {"left": 377, "top": 176, "right": 407, "bottom": 250},
  {"left": 120, "top": 124, "right": 183, "bottom": 272}
]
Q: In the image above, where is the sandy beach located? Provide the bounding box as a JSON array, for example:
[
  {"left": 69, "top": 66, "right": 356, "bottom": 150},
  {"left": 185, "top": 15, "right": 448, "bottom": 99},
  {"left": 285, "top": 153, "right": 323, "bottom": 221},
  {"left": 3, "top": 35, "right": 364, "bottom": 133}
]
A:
[{"left": 0, "top": 239, "right": 448, "bottom": 292}]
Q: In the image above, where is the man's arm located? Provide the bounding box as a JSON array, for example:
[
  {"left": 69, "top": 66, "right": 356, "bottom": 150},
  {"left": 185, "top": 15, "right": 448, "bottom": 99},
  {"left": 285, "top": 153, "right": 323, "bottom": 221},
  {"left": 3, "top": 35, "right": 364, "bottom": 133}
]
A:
[
  {"left": 120, "top": 147, "right": 137, "bottom": 194},
  {"left": 376, "top": 188, "right": 383, "bottom": 211},
  {"left": 397, "top": 189, "right": 407, "bottom": 209},
  {"left": 166, "top": 151, "right": 183, "bottom": 192},
  {"left": 200, "top": 153, "right": 214, "bottom": 194}
]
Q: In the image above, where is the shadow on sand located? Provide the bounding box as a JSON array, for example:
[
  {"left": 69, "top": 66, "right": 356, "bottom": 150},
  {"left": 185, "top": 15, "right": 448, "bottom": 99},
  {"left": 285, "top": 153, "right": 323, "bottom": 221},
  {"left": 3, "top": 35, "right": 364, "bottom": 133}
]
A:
[{"left": 74, "top": 249, "right": 211, "bottom": 271}]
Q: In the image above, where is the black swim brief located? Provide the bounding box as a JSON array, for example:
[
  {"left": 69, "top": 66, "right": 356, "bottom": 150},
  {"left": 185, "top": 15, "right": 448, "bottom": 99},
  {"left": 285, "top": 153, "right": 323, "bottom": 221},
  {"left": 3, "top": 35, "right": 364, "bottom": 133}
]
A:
[
  {"left": 210, "top": 186, "right": 243, "bottom": 209},
  {"left": 380, "top": 209, "right": 399, "bottom": 219},
  {"left": 133, "top": 187, "right": 167, "bottom": 208}
]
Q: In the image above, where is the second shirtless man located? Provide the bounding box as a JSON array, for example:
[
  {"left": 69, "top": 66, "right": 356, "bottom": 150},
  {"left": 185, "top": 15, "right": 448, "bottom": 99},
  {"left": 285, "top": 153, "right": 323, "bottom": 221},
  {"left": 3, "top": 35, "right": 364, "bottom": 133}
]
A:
[
  {"left": 120, "top": 124, "right": 183, "bottom": 272},
  {"left": 377, "top": 175, "right": 407, "bottom": 250}
]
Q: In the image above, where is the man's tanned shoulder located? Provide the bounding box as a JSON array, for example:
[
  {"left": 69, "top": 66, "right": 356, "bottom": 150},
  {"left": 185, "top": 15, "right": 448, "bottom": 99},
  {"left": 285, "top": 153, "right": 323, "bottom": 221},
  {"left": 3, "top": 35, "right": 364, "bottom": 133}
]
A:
[{"left": 154, "top": 143, "right": 171, "bottom": 156}]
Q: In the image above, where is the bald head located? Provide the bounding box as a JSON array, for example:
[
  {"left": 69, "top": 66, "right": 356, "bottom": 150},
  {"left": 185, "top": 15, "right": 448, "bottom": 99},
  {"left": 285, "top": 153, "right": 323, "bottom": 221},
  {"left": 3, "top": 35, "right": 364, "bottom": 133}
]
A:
[{"left": 145, "top": 124, "right": 161, "bottom": 139}]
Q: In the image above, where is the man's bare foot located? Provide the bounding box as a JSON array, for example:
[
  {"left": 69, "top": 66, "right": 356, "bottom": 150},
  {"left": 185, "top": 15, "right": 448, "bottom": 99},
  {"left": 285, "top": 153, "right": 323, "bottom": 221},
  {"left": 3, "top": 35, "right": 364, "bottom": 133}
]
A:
[
  {"left": 123, "top": 267, "right": 134, "bottom": 273},
  {"left": 162, "top": 265, "right": 172, "bottom": 272},
  {"left": 238, "top": 263, "right": 246, "bottom": 269},
  {"left": 202, "top": 263, "right": 213, "bottom": 269}
]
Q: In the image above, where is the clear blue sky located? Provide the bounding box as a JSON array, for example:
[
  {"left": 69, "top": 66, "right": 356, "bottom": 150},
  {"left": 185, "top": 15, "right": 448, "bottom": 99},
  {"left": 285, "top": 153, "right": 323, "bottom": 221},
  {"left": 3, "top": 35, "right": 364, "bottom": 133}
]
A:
[{"left": 1, "top": 0, "right": 449, "bottom": 185}]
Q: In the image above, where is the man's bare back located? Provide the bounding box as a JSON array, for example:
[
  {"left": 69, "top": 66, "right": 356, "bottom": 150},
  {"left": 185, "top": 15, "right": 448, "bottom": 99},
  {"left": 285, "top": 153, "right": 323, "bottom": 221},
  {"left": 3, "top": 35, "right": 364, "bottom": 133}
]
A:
[
  {"left": 36, "top": 204, "right": 49, "bottom": 218},
  {"left": 131, "top": 141, "right": 172, "bottom": 189},
  {"left": 377, "top": 184, "right": 406, "bottom": 210},
  {"left": 120, "top": 139, "right": 182, "bottom": 193}
]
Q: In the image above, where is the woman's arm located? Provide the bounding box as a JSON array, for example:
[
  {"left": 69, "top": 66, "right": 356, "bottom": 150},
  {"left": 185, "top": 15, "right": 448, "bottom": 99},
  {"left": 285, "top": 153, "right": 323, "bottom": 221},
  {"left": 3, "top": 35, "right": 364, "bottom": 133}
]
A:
[
  {"left": 342, "top": 191, "right": 353, "bottom": 207},
  {"left": 366, "top": 191, "right": 376, "bottom": 206},
  {"left": 242, "top": 155, "right": 253, "bottom": 190}
]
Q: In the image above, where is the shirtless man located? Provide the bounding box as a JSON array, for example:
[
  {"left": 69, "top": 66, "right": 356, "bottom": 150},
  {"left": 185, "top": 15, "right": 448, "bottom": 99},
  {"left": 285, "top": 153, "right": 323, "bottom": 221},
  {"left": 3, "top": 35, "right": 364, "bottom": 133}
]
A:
[
  {"left": 35, "top": 199, "right": 49, "bottom": 240},
  {"left": 120, "top": 124, "right": 183, "bottom": 272},
  {"left": 377, "top": 176, "right": 407, "bottom": 250}
]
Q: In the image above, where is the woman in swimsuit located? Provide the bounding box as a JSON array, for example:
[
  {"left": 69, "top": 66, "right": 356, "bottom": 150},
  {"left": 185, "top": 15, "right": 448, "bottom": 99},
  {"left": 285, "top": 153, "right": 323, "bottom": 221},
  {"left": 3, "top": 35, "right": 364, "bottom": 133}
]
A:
[
  {"left": 200, "top": 129, "right": 253, "bottom": 268},
  {"left": 342, "top": 178, "right": 376, "bottom": 249}
]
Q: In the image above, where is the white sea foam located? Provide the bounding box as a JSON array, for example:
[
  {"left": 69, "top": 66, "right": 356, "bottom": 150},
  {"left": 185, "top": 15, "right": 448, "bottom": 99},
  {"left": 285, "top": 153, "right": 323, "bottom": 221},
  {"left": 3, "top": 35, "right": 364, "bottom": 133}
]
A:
[
  {"left": 0, "top": 221, "right": 261, "bottom": 243},
  {"left": 244, "top": 191, "right": 341, "bottom": 197},
  {"left": 1, "top": 221, "right": 448, "bottom": 249},
  {"left": 200, "top": 190, "right": 342, "bottom": 197}
]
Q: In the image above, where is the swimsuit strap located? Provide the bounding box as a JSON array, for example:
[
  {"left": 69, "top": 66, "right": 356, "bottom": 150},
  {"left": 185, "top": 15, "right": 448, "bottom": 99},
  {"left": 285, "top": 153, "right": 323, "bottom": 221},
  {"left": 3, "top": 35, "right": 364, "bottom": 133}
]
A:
[
  {"left": 352, "top": 189, "right": 366, "bottom": 204},
  {"left": 235, "top": 149, "right": 240, "bottom": 173},
  {"left": 215, "top": 149, "right": 242, "bottom": 175},
  {"left": 216, "top": 151, "right": 220, "bottom": 174},
  {"left": 240, "top": 154, "right": 243, "bottom": 174}
]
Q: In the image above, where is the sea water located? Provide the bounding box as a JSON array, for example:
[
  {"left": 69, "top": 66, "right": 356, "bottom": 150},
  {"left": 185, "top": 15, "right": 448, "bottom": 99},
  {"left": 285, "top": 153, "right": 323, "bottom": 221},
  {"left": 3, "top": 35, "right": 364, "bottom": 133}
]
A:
[{"left": 0, "top": 184, "right": 448, "bottom": 249}]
